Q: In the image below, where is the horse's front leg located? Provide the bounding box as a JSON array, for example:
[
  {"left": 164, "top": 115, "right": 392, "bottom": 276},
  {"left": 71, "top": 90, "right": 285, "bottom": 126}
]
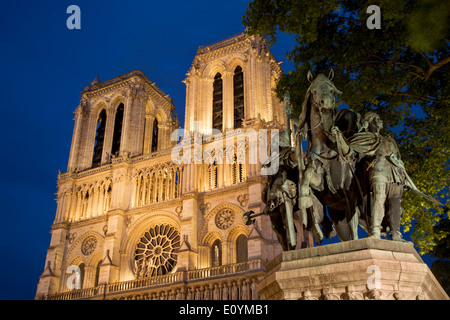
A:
[
  {"left": 301, "top": 158, "right": 323, "bottom": 193},
  {"left": 299, "top": 163, "right": 316, "bottom": 210}
]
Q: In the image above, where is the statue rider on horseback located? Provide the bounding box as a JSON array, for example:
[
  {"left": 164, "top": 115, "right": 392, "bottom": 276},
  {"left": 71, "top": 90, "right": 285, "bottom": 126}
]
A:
[{"left": 244, "top": 69, "right": 442, "bottom": 251}]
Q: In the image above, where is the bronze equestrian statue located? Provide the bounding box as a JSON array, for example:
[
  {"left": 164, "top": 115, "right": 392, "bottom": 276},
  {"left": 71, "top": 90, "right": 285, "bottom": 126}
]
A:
[{"left": 244, "top": 70, "right": 441, "bottom": 250}]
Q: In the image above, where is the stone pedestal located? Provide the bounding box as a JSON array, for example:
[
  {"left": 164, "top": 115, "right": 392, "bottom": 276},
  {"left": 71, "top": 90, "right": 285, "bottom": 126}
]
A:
[{"left": 258, "top": 238, "right": 449, "bottom": 300}]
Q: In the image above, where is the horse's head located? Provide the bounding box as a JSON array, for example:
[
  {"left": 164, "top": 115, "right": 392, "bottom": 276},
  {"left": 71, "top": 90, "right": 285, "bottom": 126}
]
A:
[{"left": 307, "top": 69, "right": 342, "bottom": 112}]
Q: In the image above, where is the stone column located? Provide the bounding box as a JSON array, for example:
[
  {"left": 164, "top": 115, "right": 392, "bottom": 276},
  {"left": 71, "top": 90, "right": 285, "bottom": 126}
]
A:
[
  {"left": 122, "top": 82, "right": 147, "bottom": 156},
  {"left": 143, "top": 113, "right": 154, "bottom": 154},
  {"left": 130, "top": 175, "right": 138, "bottom": 208},
  {"left": 201, "top": 78, "right": 214, "bottom": 135},
  {"left": 248, "top": 55, "right": 259, "bottom": 120},
  {"left": 222, "top": 71, "right": 234, "bottom": 130},
  {"left": 243, "top": 64, "right": 250, "bottom": 121},
  {"left": 157, "top": 122, "right": 167, "bottom": 151},
  {"left": 109, "top": 166, "right": 129, "bottom": 211},
  {"left": 74, "top": 190, "right": 82, "bottom": 221},
  {"left": 97, "top": 185, "right": 105, "bottom": 216},
  {"left": 102, "top": 108, "right": 116, "bottom": 164},
  {"left": 119, "top": 90, "right": 133, "bottom": 157},
  {"left": 184, "top": 75, "right": 197, "bottom": 132},
  {"left": 80, "top": 114, "right": 98, "bottom": 170},
  {"left": 134, "top": 92, "right": 147, "bottom": 156},
  {"left": 67, "top": 106, "right": 85, "bottom": 172},
  {"left": 189, "top": 74, "right": 199, "bottom": 131}
]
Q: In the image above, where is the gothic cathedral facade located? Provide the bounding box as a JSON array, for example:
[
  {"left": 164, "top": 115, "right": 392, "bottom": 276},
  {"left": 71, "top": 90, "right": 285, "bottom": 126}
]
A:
[{"left": 35, "top": 33, "right": 311, "bottom": 300}]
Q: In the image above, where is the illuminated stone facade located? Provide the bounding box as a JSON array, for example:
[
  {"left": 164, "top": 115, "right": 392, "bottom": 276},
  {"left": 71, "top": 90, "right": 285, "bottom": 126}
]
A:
[{"left": 35, "top": 33, "right": 312, "bottom": 300}]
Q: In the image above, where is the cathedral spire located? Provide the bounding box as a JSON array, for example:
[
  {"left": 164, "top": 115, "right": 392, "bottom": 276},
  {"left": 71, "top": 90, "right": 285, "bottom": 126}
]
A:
[{"left": 90, "top": 74, "right": 100, "bottom": 86}]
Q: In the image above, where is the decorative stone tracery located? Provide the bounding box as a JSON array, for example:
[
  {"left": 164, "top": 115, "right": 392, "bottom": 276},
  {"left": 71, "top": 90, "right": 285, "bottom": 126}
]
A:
[
  {"left": 215, "top": 208, "right": 235, "bottom": 229},
  {"left": 81, "top": 236, "right": 97, "bottom": 256},
  {"left": 134, "top": 224, "right": 180, "bottom": 278},
  {"left": 131, "top": 164, "right": 181, "bottom": 208}
]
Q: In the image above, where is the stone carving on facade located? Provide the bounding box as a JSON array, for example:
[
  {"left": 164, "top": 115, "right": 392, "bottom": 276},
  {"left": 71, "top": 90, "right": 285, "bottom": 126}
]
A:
[
  {"left": 192, "top": 57, "right": 202, "bottom": 70},
  {"left": 175, "top": 205, "right": 183, "bottom": 218},
  {"left": 81, "top": 236, "right": 97, "bottom": 256},
  {"left": 249, "top": 36, "right": 269, "bottom": 58},
  {"left": 131, "top": 164, "right": 181, "bottom": 208},
  {"left": 299, "top": 290, "right": 317, "bottom": 300},
  {"left": 293, "top": 287, "right": 422, "bottom": 300},
  {"left": 126, "top": 216, "right": 134, "bottom": 228},
  {"left": 342, "top": 285, "right": 364, "bottom": 300},
  {"left": 199, "top": 202, "right": 211, "bottom": 216},
  {"left": 365, "top": 288, "right": 383, "bottom": 300},
  {"left": 134, "top": 224, "right": 180, "bottom": 279},
  {"left": 215, "top": 208, "right": 235, "bottom": 230},
  {"left": 392, "top": 291, "right": 404, "bottom": 300},
  {"left": 237, "top": 194, "right": 249, "bottom": 207},
  {"left": 128, "top": 79, "right": 148, "bottom": 102},
  {"left": 66, "top": 232, "right": 76, "bottom": 244},
  {"left": 416, "top": 293, "right": 426, "bottom": 300}
]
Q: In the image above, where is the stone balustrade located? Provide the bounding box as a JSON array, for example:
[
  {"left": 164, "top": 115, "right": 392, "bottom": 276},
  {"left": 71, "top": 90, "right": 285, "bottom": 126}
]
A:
[{"left": 36, "top": 259, "right": 265, "bottom": 300}]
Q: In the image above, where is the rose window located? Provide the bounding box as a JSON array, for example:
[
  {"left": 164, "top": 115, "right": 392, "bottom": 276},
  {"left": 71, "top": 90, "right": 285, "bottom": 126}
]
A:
[
  {"left": 215, "top": 209, "right": 235, "bottom": 229},
  {"left": 81, "top": 236, "right": 97, "bottom": 256},
  {"left": 134, "top": 224, "right": 180, "bottom": 278}
]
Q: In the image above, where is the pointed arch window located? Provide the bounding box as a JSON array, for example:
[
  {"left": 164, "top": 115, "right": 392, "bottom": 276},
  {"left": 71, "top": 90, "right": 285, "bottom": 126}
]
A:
[
  {"left": 79, "top": 263, "right": 86, "bottom": 289},
  {"left": 151, "top": 118, "right": 158, "bottom": 152},
  {"left": 92, "top": 109, "right": 107, "bottom": 168},
  {"left": 236, "top": 234, "right": 248, "bottom": 263},
  {"left": 111, "top": 103, "right": 124, "bottom": 157},
  {"left": 94, "top": 260, "right": 102, "bottom": 287},
  {"left": 212, "top": 73, "right": 223, "bottom": 131},
  {"left": 67, "top": 263, "right": 85, "bottom": 290},
  {"left": 233, "top": 66, "right": 244, "bottom": 129}
]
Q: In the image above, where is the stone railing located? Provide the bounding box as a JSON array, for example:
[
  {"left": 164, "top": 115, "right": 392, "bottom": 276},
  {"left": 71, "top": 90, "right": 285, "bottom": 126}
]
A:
[
  {"left": 107, "top": 270, "right": 186, "bottom": 293},
  {"left": 187, "top": 259, "right": 263, "bottom": 281},
  {"left": 37, "top": 286, "right": 104, "bottom": 301},
  {"left": 36, "top": 259, "right": 265, "bottom": 300}
]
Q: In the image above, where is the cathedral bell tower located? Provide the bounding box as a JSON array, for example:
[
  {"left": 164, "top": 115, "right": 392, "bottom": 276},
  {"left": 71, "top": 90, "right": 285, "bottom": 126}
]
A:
[
  {"left": 36, "top": 70, "right": 179, "bottom": 297},
  {"left": 183, "top": 33, "right": 286, "bottom": 135}
]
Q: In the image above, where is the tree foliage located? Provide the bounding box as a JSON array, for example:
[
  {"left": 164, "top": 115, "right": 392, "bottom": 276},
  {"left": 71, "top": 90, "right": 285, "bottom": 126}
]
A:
[
  {"left": 243, "top": 0, "right": 450, "bottom": 254},
  {"left": 430, "top": 212, "right": 450, "bottom": 294}
]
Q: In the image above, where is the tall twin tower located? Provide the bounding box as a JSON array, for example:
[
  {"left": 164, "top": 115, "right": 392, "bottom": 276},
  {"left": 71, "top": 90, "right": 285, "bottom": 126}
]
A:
[{"left": 36, "top": 33, "right": 312, "bottom": 300}]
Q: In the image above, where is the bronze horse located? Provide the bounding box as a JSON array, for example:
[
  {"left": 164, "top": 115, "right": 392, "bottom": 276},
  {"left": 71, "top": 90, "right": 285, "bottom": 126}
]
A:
[
  {"left": 244, "top": 70, "right": 363, "bottom": 248},
  {"left": 293, "top": 70, "right": 361, "bottom": 243}
]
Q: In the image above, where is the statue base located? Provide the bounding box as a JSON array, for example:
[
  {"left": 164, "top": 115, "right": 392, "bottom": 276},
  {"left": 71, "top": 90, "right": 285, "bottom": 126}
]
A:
[{"left": 258, "top": 238, "right": 449, "bottom": 300}]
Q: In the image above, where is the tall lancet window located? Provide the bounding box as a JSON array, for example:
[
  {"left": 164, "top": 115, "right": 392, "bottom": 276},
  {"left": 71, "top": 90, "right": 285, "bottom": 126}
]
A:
[
  {"left": 151, "top": 118, "right": 158, "bottom": 152},
  {"left": 92, "top": 109, "right": 107, "bottom": 168},
  {"left": 233, "top": 66, "right": 244, "bottom": 129},
  {"left": 111, "top": 103, "right": 124, "bottom": 156},
  {"left": 212, "top": 73, "right": 223, "bottom": 131},
  {"left": 236, "top": 234, "right": 248, "bottom": 263}
]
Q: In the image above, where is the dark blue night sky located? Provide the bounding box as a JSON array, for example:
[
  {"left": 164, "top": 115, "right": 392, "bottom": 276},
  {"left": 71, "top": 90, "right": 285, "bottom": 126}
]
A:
[{"left": 0, "top": 1, "right": 435, "bottom": 300}]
